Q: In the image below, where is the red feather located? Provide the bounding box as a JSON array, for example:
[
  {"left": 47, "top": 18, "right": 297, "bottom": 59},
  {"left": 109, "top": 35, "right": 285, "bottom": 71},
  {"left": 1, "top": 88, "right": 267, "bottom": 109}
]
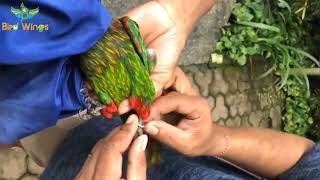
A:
[{"left": 129, "top": 97, "right": 150, "bottom": 121}]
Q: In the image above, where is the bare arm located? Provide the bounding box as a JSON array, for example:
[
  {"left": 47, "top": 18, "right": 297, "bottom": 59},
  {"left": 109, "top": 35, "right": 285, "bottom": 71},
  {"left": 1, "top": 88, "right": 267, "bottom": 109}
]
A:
[
  {"left": 145, "top": 75, "right": 315, "bottom": 178},
  {"left": 152, "top": 1, "right": 315, "bottom": 177},
  {"left": 210, "top": 126, "right": 315, "bottom": 178}
]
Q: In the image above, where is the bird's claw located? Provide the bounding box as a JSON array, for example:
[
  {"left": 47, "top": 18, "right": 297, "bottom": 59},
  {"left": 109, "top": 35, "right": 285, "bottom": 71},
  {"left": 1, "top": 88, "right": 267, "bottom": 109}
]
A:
[{"left": 137, "top": 118, "right": 145, "bottom": 136}]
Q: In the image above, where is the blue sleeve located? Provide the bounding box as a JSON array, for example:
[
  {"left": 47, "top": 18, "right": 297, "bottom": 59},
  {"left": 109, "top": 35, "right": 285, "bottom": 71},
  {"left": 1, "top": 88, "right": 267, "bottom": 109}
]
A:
[
  {"left": 279, "top": 143, "right": 320, "bottom": 180},
  {"left": 0, "top": 0, "right": 112, "bottom": 144}
]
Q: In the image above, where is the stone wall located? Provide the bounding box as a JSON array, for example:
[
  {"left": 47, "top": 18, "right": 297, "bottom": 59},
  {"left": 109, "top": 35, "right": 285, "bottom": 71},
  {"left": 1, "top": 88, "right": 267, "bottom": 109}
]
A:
[{"left": 181, "top": 64, "right": 283, "bottom": 129}]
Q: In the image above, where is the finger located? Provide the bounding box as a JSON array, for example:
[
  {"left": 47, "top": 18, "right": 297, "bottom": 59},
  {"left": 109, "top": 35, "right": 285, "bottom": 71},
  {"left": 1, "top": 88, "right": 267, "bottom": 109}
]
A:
[
  {"left": 148, "top": 92, "right": 208, "bottom": 120},
  {"left": 75, "top": 139, "right": 106, "bottom": 179},
  {"left": 118, "top": 99, "right": 131, "bottom": 114},
  {"left": 103, "top": 114, "right": 139, "bottom": 153},
  {"left": 144, "top": 120, "right": 189, "bottom": 152},
  {"left": 127, "top": 135, "right": 148, "bottom": 180},
  {"left": 165, "top": 67, "right": 199, "bottom": 96},
  {"left": 92, "top": 115, "right": 139, "bottom": 179}
]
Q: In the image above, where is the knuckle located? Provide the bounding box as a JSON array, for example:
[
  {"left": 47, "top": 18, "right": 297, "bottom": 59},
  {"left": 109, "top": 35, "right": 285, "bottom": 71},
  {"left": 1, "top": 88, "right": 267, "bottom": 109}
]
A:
[
  {"left": 120, "top": 124, "right": 132, "bottom": 134},
  {"left": 137, "top": 156, "right": 147, "bottom": 168},
  {"left": 128, "top": 155, "right": 147, "bottom": 169}
]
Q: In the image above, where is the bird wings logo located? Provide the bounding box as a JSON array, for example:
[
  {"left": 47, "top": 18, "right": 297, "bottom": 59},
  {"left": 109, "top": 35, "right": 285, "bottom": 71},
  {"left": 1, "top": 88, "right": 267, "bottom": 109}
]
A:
[
  {"left": 11, "top": 2, "right": 39, "bottom": 22},
  {"left": 2, "top": 2, "right": 48, "bottom": 32}
]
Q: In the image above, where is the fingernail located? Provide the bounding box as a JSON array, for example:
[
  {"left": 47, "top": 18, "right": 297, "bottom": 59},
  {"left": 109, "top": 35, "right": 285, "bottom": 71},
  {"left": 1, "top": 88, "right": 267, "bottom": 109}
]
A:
[
  {"left": 118, "top": 100, "right": 130, "bottom": 114},
  {"left": 138, "top": 135, "right": 148, "bottom": 152},
  {"left": 145, "top": 123, "right": 159, "bottom": 135},
  {"left": 126, "top": 114, "right": 138, "bottom": 124}
]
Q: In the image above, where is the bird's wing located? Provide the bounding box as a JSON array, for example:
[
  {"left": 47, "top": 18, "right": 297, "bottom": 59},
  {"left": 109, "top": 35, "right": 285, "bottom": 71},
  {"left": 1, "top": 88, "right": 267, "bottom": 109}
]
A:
[
  {"left": 11, "top": 7, "right": 22, "bottom": 18},
  {"left": 121, "top": 17, "right": 149, "bottom": 69},
  {"left": 28, "top": 7, "right": 39, "bottom": 18}
]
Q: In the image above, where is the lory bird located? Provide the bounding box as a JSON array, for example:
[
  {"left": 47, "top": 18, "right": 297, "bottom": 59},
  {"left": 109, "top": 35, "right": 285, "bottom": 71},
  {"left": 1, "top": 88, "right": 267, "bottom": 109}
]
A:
[
  {"left": 80, "top": 16, "right": 155, "bottom": 121},
  {"left": 79, "top": 16, "right": 161, "bottom": 164}
]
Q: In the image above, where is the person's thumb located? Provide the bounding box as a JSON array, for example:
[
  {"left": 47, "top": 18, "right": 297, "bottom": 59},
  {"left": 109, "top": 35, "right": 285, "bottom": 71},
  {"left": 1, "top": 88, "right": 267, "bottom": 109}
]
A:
[
  {"left": 127, "top": 135, "right": 148, "bottom": 180},
  {"left": 144, "top": 120, "right": 189, "bottom": 150}
]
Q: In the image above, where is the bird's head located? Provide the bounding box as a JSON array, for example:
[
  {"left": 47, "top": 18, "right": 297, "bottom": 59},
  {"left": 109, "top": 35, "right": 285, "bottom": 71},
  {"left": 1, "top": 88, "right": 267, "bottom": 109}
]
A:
[{"left": 20, "top": 3, "right": 28, "bottom": 12}]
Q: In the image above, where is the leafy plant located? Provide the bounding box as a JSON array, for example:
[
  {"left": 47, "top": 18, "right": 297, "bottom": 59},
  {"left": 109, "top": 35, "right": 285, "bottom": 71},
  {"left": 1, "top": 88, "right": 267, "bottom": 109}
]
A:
[
  {"left": 214, "top": 0, "right": 320, "bottom": 136},
  {"left": 308, "top": 89, "right": 320, "bottom": 140}
]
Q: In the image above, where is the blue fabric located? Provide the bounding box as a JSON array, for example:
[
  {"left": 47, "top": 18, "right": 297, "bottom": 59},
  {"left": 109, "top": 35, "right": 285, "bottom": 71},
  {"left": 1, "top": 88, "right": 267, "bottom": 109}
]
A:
[
  {"left": 0, "top": 0, "right": 112, "bottom": 144},
  {"left": 42, "top": 117, "right": 320, "bottom": 180},
  {"left": 279, "top": 143, "right": 320, "bottom": 180}
]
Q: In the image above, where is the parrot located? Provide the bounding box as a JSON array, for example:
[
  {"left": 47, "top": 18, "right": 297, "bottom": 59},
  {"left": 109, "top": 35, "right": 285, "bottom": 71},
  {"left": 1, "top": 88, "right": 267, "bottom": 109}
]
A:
[
  {"left": 79, "top": 16, "right": 161, "bottom": 164},
  {"left": 80, "top": 16, "right": 156, "bottom": 121}
]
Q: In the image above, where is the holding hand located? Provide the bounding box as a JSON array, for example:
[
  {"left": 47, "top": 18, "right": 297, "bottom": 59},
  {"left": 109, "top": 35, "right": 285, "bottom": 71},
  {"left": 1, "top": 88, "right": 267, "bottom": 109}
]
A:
[
  {"left": 125, "top": 1, "right": 188, "bottom": 96},
  {"left": 76, "top": 115, "right": 148, "bottom": 180},
  {"left": 144, "top": 68, "right": 225, "bottom": 157}
]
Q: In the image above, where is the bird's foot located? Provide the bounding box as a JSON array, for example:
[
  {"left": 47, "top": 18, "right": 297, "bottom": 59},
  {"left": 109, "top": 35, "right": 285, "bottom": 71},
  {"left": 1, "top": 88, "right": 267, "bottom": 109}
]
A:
[
  {"left": 79, "top": 84, "right": 105, "bottom": 120},
  {"left": 100, "top": 101, "right": 118, "bottom": 120},
  {"left": 137, "top": 118, "right": 145, "bottom": 136}
]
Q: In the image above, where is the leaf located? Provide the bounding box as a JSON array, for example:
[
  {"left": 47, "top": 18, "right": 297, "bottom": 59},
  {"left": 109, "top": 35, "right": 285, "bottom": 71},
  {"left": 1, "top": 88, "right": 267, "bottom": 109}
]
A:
[
  {"left": 233, "top": 4, "right": 254, "bottom": 22},
  {"left": 278, "top": 0, "right": 292, "bottom": 14},
  {"left": 215, "top": 41, "right": 224, "bottom": 51},
  {"left": 235, "top": 21, "right": 281, "bottom": 33},
  {"left": 257, "top": 65, "right": 275, "bottom": 80},
  {"left": 280, "top": 45, "right": 320, "bottom": 67},
  {"left": 237, "top": 55, "right": 247, "bottom": 65}
]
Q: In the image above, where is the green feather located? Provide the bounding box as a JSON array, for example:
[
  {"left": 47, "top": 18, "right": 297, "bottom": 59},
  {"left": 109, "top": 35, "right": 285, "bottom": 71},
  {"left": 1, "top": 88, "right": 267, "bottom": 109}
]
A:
[{"left": 80, "top": 17, "right": 155, "bottom": 107}]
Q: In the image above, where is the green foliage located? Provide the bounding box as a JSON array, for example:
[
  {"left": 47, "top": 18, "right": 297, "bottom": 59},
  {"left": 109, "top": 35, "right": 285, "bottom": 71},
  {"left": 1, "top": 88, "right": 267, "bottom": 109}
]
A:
[
  {"left": 283, "top": 78, "right": 313, "bottom": 135},
  {"left": 308, "top": 89, "right": 320, "bottom": 141},
  {"left": 215, "top": 0, "right": 320, "bottom": 137}
]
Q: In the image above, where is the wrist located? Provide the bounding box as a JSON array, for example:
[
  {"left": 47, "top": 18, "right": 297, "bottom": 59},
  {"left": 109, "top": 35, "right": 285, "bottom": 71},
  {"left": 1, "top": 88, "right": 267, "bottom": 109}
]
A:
[{"left": 206, "top": 124, "right": 231, "bottom": 157}]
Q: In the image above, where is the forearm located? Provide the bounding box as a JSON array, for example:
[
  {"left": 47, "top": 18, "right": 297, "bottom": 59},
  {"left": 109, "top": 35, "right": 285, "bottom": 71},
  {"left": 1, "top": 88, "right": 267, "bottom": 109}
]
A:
[
  {"left": 156, "top": 0, "right": 215, "bottom": 36},
  {"left": 210, "top": 125, "right": 315, "bottom": 178}
]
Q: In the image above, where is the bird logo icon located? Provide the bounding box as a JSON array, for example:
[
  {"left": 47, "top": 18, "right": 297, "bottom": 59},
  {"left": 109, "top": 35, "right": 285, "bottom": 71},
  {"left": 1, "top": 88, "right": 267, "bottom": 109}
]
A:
[{"left": 11, "top": 2, "right": 39, "bottom": 22}]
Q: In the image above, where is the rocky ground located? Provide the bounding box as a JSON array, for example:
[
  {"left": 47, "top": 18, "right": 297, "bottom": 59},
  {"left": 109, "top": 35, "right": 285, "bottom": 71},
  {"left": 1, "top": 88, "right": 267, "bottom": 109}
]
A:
[
  {"left": 0, "top": 148, "right": 43, "bottom": 180},
  {"left": 0, "top": 0, "right": 284, "bottom": 179}
]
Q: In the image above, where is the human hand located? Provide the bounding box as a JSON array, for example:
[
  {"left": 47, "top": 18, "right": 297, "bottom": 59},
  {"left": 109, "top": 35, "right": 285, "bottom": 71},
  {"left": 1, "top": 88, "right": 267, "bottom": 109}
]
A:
[
  {"left": 125, "top": 1, "right": 188, "bottom": 96},
  {"left": 76, "top": 115, "right": 148, "bottom": 180},
  {"left": 162, "top": 67, "right": 199, "bottom": 96},
  {"left": 144, "top": 92, "right": 220, "bottom": 157}
]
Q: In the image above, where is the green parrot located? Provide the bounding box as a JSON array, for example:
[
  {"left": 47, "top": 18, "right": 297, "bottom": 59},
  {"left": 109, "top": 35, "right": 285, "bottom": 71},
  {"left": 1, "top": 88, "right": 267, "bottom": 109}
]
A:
[
  {"left": 79, "top": 16, "right": 161, "bottom": 164},
  {"left": 80, "top": 16, "right": 156, "bottom": 121}
]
